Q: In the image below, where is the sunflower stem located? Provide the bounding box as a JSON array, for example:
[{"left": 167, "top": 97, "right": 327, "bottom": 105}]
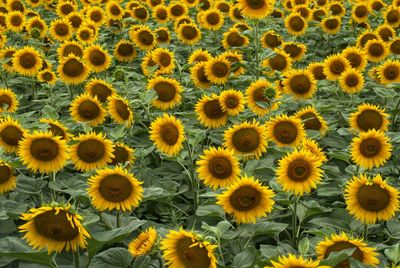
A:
[
  {"left": 185, "top": 139, "right": 198, "bottom": 212},
  {"left": 116, "top": 212, "right": 122, "bottom": 228},
  {"left": 254, "top": 20, "right": 260, "bottom": 79},
  {"left": 156, "top": 253, "right": 164, "bottom": 268},
  {"left": 363, "top": 223, "right": 368, "bottom": 240},
  {"left": 292, "top": 197, "right": 299, "bottom": 250},
  {"left": 73, "top": 249, "right": 80, "bottom": 268}
]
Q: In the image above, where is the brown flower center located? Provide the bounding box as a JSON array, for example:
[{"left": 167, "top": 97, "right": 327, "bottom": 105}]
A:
[
  {"left": 11, "top": 15, "right": 22, "bottom": 26},
  {"left": 355, "top": 6, "right": 368, "bottom": 18},
  {"left": 330, "top": 4, "right": 343, "bottom": 15},
  {"left": 211, "top": 62, "right": 229, "bottom": 77},
  {"left": 89, "top": 50, "right": 106, "bottom": 66},
  {"left": 90, "top": 11, "right": 103, "bottom": 22},
  {"left": 390, "top": 40, "right": 400, "bottom": 54},
  {"left": 134, "top": 7, "right": 147, "bottom": 19},
  {"left": 48, "top": 124, "right": 67, "bottom": 140},
  {"left": 203, "top": 99, "right": 226, "bottom": 119},
  {"left": 346, "top": 53, "right": 361, "bottom": 68},
  {"left": 181, "top": 25, "right": 198, "bottom": 40},
  {"left": 301, "top": 112, "right": 321, "bottom": 130},
  {"left": 232, "top": 127, "right": 260, "bottom": 153},
  {"left": 77, "top": 139, "right": 105, "bottom": 163},
  {"left": 288, "top": 159, "right": 311, "bottom": 182},
  {"left": 30, "top": 138, "right": 59, "bottom": 161},
  {"left": 230, "top": 185, "right": 261, "bottom": 211},
  {"left": 206, "top": 12, "right": 220, "bottom": 25},
  {"left": 0, "top": 125, "right": 23, "bottom": 146},
  {"left": 109, "top": 145, "right": 129, "bottom": 165},
  {"left": 156, "top": 9, "right": 168, "bottom": 20},
  {"left": 378, "top": 29, "right": 392, "bottom": 41},
  {"left": 357, "top": 110, "right": 383, "bottom": 131},
  {"left": 387, "top": 10, "right": 400, "bottom": 24},
  {"left": 371, "top": 1, "right": 383, "bottom": 11},
  {"left": 345, "top": 74, "right": 359, "bottom": 87},
  {"left": 99, "top": 174, "right": 133, "bottom": 202},
  {"left": 160, "top": 123, "right": 179, "bottom": 145},
  {"left": 114, "top": 99, "right": 130, "bottom": 120},
  {"left": 312, "top": 65, "right": 326, "bottom": 80},
  {"left": 60, "top": 3, "right": 73, "bottom": 15},
  {"left": 0, "top": 164, "right": 11, "bottom": 183},
  {"left": 158, "top": 53, "right": 171, "bottom": 67},
  {"left": 325, "top": 18, "right": 339, "bottom": 30},
  {"left": 62, "top": 58, "right": 85, "bottom": 77},
  {"left": 34, "top": 210, "right": 79, "bottom": 241},
  {"left": 225, "top": 95, "right": 238, "bottom": 108},
  {"left": 264, "top": 33, "right": 281, "bottom": 48},
  {"left": 78, "top": 100, "right": 100, "bottom": 120},
  {"left": 383, "top": 65, "right": 399, "bottom": 80},
  {"left": 329, "top": 60, "right": 345, "bottom": 75},
  {"left": 359, "top": 33, "right": 377, "bottom": 47},
  {"left": 269, "top": 54, "right": 287, "bottom": 71},
  {"left": 284, "top": 44, "right": 302, "bottom": 58},
  {"left": 156, "top": 29, "right": 168, "bottom": 42},
  {"left": 117, "top": 43, "right": 134, "bottom": 56},
  {"left": 110, "top": 4, "right": 121, "bottom": 16},
  {"left": 176, "top": 237, "right": 211, "bottom": 268},
  {"left": 289, "top": 74, "right": 311, "bottom": 94},
  {"left": 19, "top": 53, "right": 36, "bottom": 69},
  {"left": 208, "top": 156, "right": 232, "bottom": 179},
  {"left": 90, "top": 83, "right": 112, "bottom": 102},
  {"left": 289, "top": 16, "right": 305, "bottom": 32},
  {"left": 357, "top": 183, "right": 390, "bottom": 212},
  {"left": 171, "top": 5, "right": 184, "bottom": 17},
  {"left": 153, "top": 81, "right": 176, "bottom": 102},
  {"left": 245, "top": 0, "right": 266, "bottom": 9},
  {"left": 324, "top": 241, "right": 363, "bottom": 268},
  {"left": 0, "top": 94, "right": 12, "bottom": 110},
  {"left": 138, "top": 31, "right": 154, "bottom": 46},
  {"left": 55, "top": 23, "right": 69, "bottom": 36},
  {"left": 368, "top": 43, "right": 384, "bottom": 57},
  {"left": 62, "top": 44, "right": 83, "bottom": 58},
  {"left": 196, "top": 66, "right": 210, "bottom": 83},
  {"left": 273, "top": 121, "right": 298, "bottom": 144},
  {"left": 359, "top": 138, "right": 381, "bottom": 158}
]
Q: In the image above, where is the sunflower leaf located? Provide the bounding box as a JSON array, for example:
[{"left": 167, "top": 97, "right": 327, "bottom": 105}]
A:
[{"left": 88, "top": 247, "right": 133, "bottom": 268}]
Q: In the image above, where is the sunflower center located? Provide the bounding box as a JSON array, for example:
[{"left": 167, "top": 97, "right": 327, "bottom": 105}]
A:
[
  {"left": 176, "top": 237, "right": 211, "bottom": 268},
  {"left": 61, "top": 4, "right": 73, "bottom": 15},
  {"left": 301, "top": 112, "right": 321, "bottom": 130},
  {"left": 288, "top": 159, "right": 311, "bottom": 182},
  {"left": 156, "top": 9, "right": 168, "bottom": 20},
  {"left": 212, "top": 62, "right": 229, "bottom": 77},
  {"left": 355, "top": 6, "right": 368, "bottom": 17},
  {"left": 153, "top": 81, "right": 176, "bottom": 102},
  {"left": 360, "top": 34, "right": 377, "bottom": 47},
  {"left": 312, "top": 65, "right": 326, "bottom": 80},
  {"left": 264, "top": 34, "right": 281, "bottom": 48},
  {"left": 289, "top": 16, "right": 305, "bottom": 32},
  {"left": 359, "top": 138, "right": 381, "bottom": 157},
  {"left": 79, "top": 30, "right": 91, "bottom": 40},
  {"left": 0, "top": 164, "right": 11, "bottom": 183},
  {"left": 387, "top": 10, "right": 400, "bottom": 23},
  {"left": 160, "top": 123, "right": 179, "bottom": 145},
  {"left": 273, "top": 121, "right": 298, "bottom": 144},
  {"left": 118, "top": 43, "right": 134, "bottom": 56},
  {"left": 63, "top": 59, "right": 84, "bottom": 77},
  {"left": 99, "top": 174, "right": 133, "bottom": 202},
  {"left": 78, "top": 100, "right": 100, "bottom": 120},
  {"left": 269, "top": 54, "right": 287, "bottom": 71},
  {"left": 90, "top": 11, "right": 102, "bottom": 22},
  {"left": 289, "top": 75, "right": 311, "bottom": 94},
  {"left": 345, "top": 74, "right": 359, "bottom": 87},
  {"left": 226, "top": 96, "right": 238, "bottom": 108},
  {"left": 253, "top": 87, "right": 270, "bottom": 104},
  {"left": 346, "top": 53, "right": 361, "bottom": 68},
  {"left": 197, "top": 66, "right": 210, "bottom": 83},
  {"left": 114, "top": 99, "right": 130, "bottom": 120},
  {"left": 34, "top": 210, "right": 79, "bottom": 241},
  {"left": 0, "top": 94, "right": 12, "bottom": 109},
  {"left": 330, "top": 60, "right": 345, "bottom": 74},
  {"left": 171, "top": 5, "right": 184, "bottom": 16},
  {"left": 284, "top": 44, "right": 301, "bottom": 58},
  {"left": 156, "top": 30, "right": 168, "bottom": 42},
  {"left": 330, "top": 4, "right": 343, "bottom": 15},
  {"left": 91, "top": 84, "right": 112, "bottom": 102},
  {"left": 371, "top": 1, "right": 383, "bottom": 11},
  {"left": 181, "top": 25, "right": 198, "bottom": 40},
  {"left": 325, "top": 18, "right": 339, "bottom": 29},
  {"left": 77, "top": 139, "right": 105, "bottom": 162},
  {"left": 55, "top": 23, "right": 69, "bottom": 36},
  {"left": 230, "top": 185, "right": 261, "bottom": 211},
  {"left": 390, "top": 40, "right": 400, "bottom": 54},
  {"left": 63, "top": 45, "right": 83, "bottom": 58},
  {"left": 208, "top": 156, "right": 232, "bottom": 179},
  {"left": 356, "top": 110, "right": 383, "bottom": 131},
  {"left": 383, "top": 65, "right": 399, "bottom": 80},
  {"left": 19, "top": 53, "right": 36, "bottom": 69},
  {"left": 206, "top": 13, "right": 220, "bottom": 25},
  {"left": 137, "top": 31, "right": 154, "bottom": 46},
  {"left": 379, "top": 29, "right": 392, "bottom": 41},
  {"left": 11, "top": 15, "right": 22, "bottom": 26},
  {"left": 30, "top": 138, "right": 59, "bottom": 161},
  {"left": 245, "top": 0, "right": 266, "bottom": 9},
  {"left": 313, "top": 10, "right": 325, "bottom": 21},
  {"left": 134, "top": 7, "right": 147, "bottom": 19},
  {"left": 158, "top": 53, "right": 171, "bottom": 67},
  {"left": 357, "top": 183, "right": 390, "bottom": 212},
  {"left": 89, "top": 50, "right": 106, "bottom": 66},
  {"left": 368, "top": 43, "right": 384, "bottom": 57},
  {"left": 233, "top": 7, "right": 243, "bottom": 19},
  {"left": 70, "top": 16, "right": 82, "bottom": 28},
  {"left": 232, "top": 127, "right": 260, "bottom": 152},
  {"left": 42, "top": 72, "right": 53, "bottom": 81},
  {"left": 324, "top": 241, "right": 364, "bottom": 267},
  {"left": 204, "top": 99, "right": 226, "bottom": 119},
  {"left": 0, "top": 125, "right": 23, "bottom": 146},
  {"left": 110, "top": 145, "right": 129, "bottom": 165}
]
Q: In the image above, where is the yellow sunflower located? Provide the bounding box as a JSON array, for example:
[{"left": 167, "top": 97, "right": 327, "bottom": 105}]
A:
[
  {"left": 0, "top": 161, "right": 17, "bottom": 194},
  {"left": 384, "top": 6, "right": 400, "bottom": 28},
  {"left": 195, "top": 94, "right": 228, "bottom": 128},
  {"left": 364, "top": 39, "right": 389, "bottom": 62},
  {"left": 19, "top": 205, "right": 91, "bottom": 253},
  {"left": 188, "top": 49, "right": 212, "bottom": 65},
  {"left": 149, "top": 113, "right": 185, "bottom": 156},
  {"left": 57, "top": 41, "right": 83, "bottom": 59},
  {"left": 350, "top": 129, "right": 392, "bottom": 169},
  {"left": 237, "top": 0, "right": 275, "bottom": 19},
  {"left": 39, "top": 118, "right": 71, "bottom": 141},
  {"left": 176, "top": 23, "right": 202, "bottom": 45},
  {"left": 351, "top": 4, "right": 369, "bottom": 23},
  {"left": 390, "top": 38, "right": 400, "bottom": 55},
  {"left": 219, "top": 89, "right": 245, "bottom": 116},
  {"left": 132, "top": 25, "right": 156, "bottom": 50},
  {"left": 88, "top": 166, "right": 143, "bottom": 211},
  {"left": 86, "top": 6, "right": 105, "bottom": 26},
  {"left": 56, "top": 1, "right": 76, "bottom": 17},
  {"left": 152, "top": 5, "right": 169, "bottom": 23},
  {"left": 294, "top": 106, "right": 328, "bottom": 135},
  {"left": 300, "top": 138, "right": 328, "bottom": 163},
  {"left": 282, "top": 69, "right": 317, "bottom": 99},
  {"left": 5, "top": 11, "right": 25, "bottom": 32},
  {"left": 370, "top": 0, "right": 385, "bottom": 11},
  {"left": 50, "top": 19, "right": 73, "bottom": 42},
  {"left": 222, "top": 27, "right": 249, "bottom": 49},
  {"left": 375, "top": 24, "right": 395, "bottom": 42},
  {"left": 268, "top": 254, "right": 320, "bottom": 268},
  {"left": 12, "top": 47, "right": 42, "bottom": 77},
  {"left": 221, "top": 50, "right": 245, "bottom": 77},
  {"left": 262, "top": 49, "right": 292, "bottom": 74},
  {"left": 191, "top": 62, "right": 211, "bottom": 89},
  {"left": 204, "top": 56, "right": 231, "bottom": 84},
  {"left": 341, "top": 47, "right": 368, "bottom": 71},
  {"left": 128, "top": 227, "right": 157, "bottom": 257},
  {"left": 25, "top": 16, "right": 47, "bottom": 38},
  {"left": 260, "top": 30, "right": 282, "bottom": 49},
  {"left": 76, "top": 25, "right": 97, "bottom": 45},
  {"left": 217, "top": 175, "right": 275, "bottom": 223},
  {"left": 323, "top": 54, "right": 351, "bottom": 81},
  {"left": 85, "top": 78, "right": 115, "bottom": 102},
  {"left": 108, "top": 95, "right": 134, "bottom": 126},
  {"left": 0, "top": 116, "right": 26, "bottom": 153},
  {"left": 0, "top": 88, "right": 18, "bottom": 113},
  {"left": 66, "top": 12, "right": 83, "bottom": 31},
  {"left": 321, "top": 16, "right": 341, "bottom": 34},
  {"left": 106, "top": 1, "right": 123, "bottom": 20},
  {"left": 229, "top": 4, "right": 244, "bottom": 21},
  {"left": 328, "top": 1, "right": 345, "bottom": 16},
  {"left": 338, "top": 68, "right": 365, "bottom": 94},
  {"left": 108, "top": 143, "right": 135, "bottom": 166},
  {"left": 70, "top": 93, "right": 106, "bottom": 126},
  {"left": 114, "top": 40, "right": 136, "bottom": 62},
  {"left": 161, "top": 228, "right": 218, "bottom": 268},
  {"left": 266, "top": 114, "right": 305, "bottom": 147},
  {"left": 147, "top": 76, "right": 182, "bottom": 110},
  {"left": 196, "top": 146, "right": 240, "bottom": 189},
  {"left": 58, "top": 54, "right": 89, "bottom": 85},
  {"left": 349, "top": 103, "right": 389, "bottom": 133},
  {"left": 282, "top": 42, "right": 307, "bottom": 61},
  {"left": 344, "top": 173, "right": 399, "bottom": 224},
  {"left": 223, "top": 120, "right": 267, "bottom": 159},
  {"left": 155, "top": 27, "right": 170, "bottom": 44},
  {"left": 132, "top": 6, "right": 149, "bottom": 22},
  {"left": 152, "top": 47, "right": 175, "bottom": 74},
  {"left": 356, "top": 30, "right": 379, "bottom": 48},
  {"left": 316, "top": 232, "right": 379, "bottom": 267},
  {"left": 83, "top": 45, "right": 111, "bottom": 73},
  {"left": 377, "top": 59, "right": 400, "bottom": 84},
  {"left": 246, "top": 79, "right": 281, "bottom": 116},
  {"left": 69, "top": 132, "right": 114, "bottom": 172},
  {"left": 200, "top": 8, "right": 224, "bottom": 30},
  {"left": 307, "top": 62, "right": 326, "bottom": 80},
  {"left": 285, "top": 13, "right": 307, "bottom": 36}
]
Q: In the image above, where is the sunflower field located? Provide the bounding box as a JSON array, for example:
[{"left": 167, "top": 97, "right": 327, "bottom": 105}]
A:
[{"left": 1, "top": 0, "right": 400, "bottom": 267}]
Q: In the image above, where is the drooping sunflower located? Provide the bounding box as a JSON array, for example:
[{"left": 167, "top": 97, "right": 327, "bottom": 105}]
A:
[
  {"left": 86, "top": 6, "right": 105, "bottom": 27},
  {"left": 349, "top": 103, "right": 389, "bottom": 133},
  {"left": 70, "top": 93, "right": 106, "bottom": 126},
  {"left": 0, "top": 88, "right": 18, "bottom": 113},
  {"left": 223, "top": 120, "right": 267, "bottom": 159},
  {"left": 301, "top": 138, "right": 327, "bottom": 163},
  {"left": 237, "top": 0, "right": 275, "bottom": 19},
  {"left": 69, "top": 132, "right": 114, "bottom": 172},
  {"left": 108, "top": 95, "right": 134, "bottom": 126},
  {"left": 294, "top": 106, "right": 328, "bottom": 135},
  {"left": 57, "top": 54, "right": 89, "bottom": 85},
  {"left": 152, "top": 47, "right": 175, "bottom": 74},
  {"left": 50, "top": 19, "right": 73, "bottom": 42},
  {"left": 285, "top": 12, "right": 307, "bottom": 36},
  {"left": 350, "top": 129, "right": 392, "bottom": 169},
  {"left": 149, "top": 113, "right": 185, "bottom": 156},
  {"left": 262, "top": 49, "right": 292, "bottom": 74},
  {"left": 307, "top": 62, "right": 326, "bottom": 80},
  {"left": 260, "top": 30, "right": 282, "bottom": 49},
  {"left": 323, "top": 54, "right": 351, "bottom": 81},
  {"left": 0, "top": 116, "right": 26, "bottom": 153},
  {"left": 57, "top": 41, "right": 83, "bottom": 59},
  {"left": 191, "top": 61, "right": 211, "bottom": 89},
  {"left": 132, "top": 25, "right": 156, "bottom": 50},
  {"left": 344, "top": 173, "right": 399, "bottom": 224},
  {"left": 161, "top": 228, "right": 218, "bottom": 268},
  {"left": 219, "top": 89, "right": 245, "bottom": 116},
  {"left": 316, "top": 232, "right": 379, "bottom": 267},
  {"left": 266, "top": 114, "right": 305, "bottom": 147},
  {"left": 217, "top": 175, "right": 275, "bottom": 223},
  {"left": 114, "top": 40, "right": 136, "bottom": 62},
  {"left": 276, "top": 148, "right": 323, "bottom": 196},
  {"left": 364, "top": 39, "right": 389, "bottom": 62},
  {"left": 147, "top": 76, "right": 182, "bottom": 110},
  {"left": 176, "top": 23, "right": 202, "bottom": 45},
  {"left": 88, "top": 166, "right": 143, "bottom": 211},
  {"left": 108, "top": 143, "right": 135, "bottom": 166},
  {"left": 222, "top": 27, "right": 249, "bottom": 49},
  {"left": 377, "top": 59, "right": 400, "bottom": 84},
  {"left": 19, "top": 205, "right": 91, "bottom": 254},
  {"left": 18, "top": 131, "right": 68, "bottom": 174},
  {"left": 338, "top": 68, "right": 365, "bottom": 94},
  {"left": 83, "top": 45, "right": 111, "bottom": 73},
  {"left": 269, "top": 254, "right": 320, "bottom": 268},
  {"left": 204, "top": 56, "right": 231, "bottom": 84},
  {"left": 25, "top": 16, "right": 47, "bottom": 38},
  {"left": 321, "top": 16, "right": 341, "bottom": 34},
  {"left": 0, "top": 161, "right": 16, "bottom": 194},
  {"left": 195, "top": 94, "right": 228, "bottom": 128},
  {"left": 196, "top": 146, "right": 240, "bottom": 189},
  {"left": 282, "top": 69, "right": 317, "bottom": 99},
  {"left": 341, "top": 47, "right": 368, "bottom": 71},
  {"left": 5, "top": 11, "right": 25, "bottom": 32},
  {"left": 246, "top": 79, "right": 281, "bottom": 116},
  {"left": 188, "top": 49, "right": 212, "bottom": 65},
  {"left": 155, "top": 27, "right": 170, "bottom": 44},
  {"left": 12, "top": 46, "right": 42, "bottom": 77},
  {"left": 200, "top": 8, "right": 224, "bottom": 30},
  {"left": 282, "top": 42, "right": 307, "bottom": 61},
  {"left": 128, "top": 227, "right": 157, "bottom": 257},
  {"left": 39, "top": 118, "right": 71, "bottom": 141},
  {"left": 85, "top": 78, "right": 115, "bottom": 102},
  {"left": 375, "top": 24, "right": 395, "bottom": 42}
]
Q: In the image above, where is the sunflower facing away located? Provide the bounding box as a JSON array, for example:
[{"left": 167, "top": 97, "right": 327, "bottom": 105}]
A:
[
  {"left": 0, "top": 161, "right": 17, "bottom": 194},
  {"left": 19, "top": 205, "right": 91, "bottom": 253},
  {"left": 195, "top": 94, "right": 228, "bottom": 128},
  {"left": 294, "top": 106, "right": 329, "bottom": 135},
  {"left": 219, "top": 89, "right": 245, "bottom": 116},
  {"left": 161, "top": 228, "right": 218, "bottom": 268},
  {"left": 344, "top": 174, "right": 399, "bottom": 224},
  {"left": 147, "top": 76, "right": 182, "bottom": 110},
  {"left": 217, "top": 175, "right": 275, "bottom": 224},
  {"left": 128, "top": 227, "right": 157, "bottom": 257},
  {"left": 0, "top": 116, "right": 26, "bottom": 153},
  {"left": 350, "top": 129, "right": 392, "bottom": 169},
  {"left": 246, "top": 79, "right": 281, "bottom": 116},
  {"left": 276, "top": 149, "right": 323, "bottom": 196},
  {"left": 267, "top": 254, "right": 320, "bottom": 268},
  {"left": 0, "top": 88, "right": 18, "bottom": 113},
  {"left": 266, "top": 114, "right": 305, "bottom": 147},
  {"left": 349, "top": 103, "right": 389, "bottom": 132},
  {"left": 149, "top": 113, "right": 185, "bottom": 156},
  {"left": 70, "top": 93, "right": 106, "bottom": 126},
  {"left": 282, "top": 69, "right": 317, "bottom": 99},
  {"left": 108, "top": 95, "right": 134, "bottom": 126},
  {"left": 88, "top": 166, "right": 143, "bottom": 211}
]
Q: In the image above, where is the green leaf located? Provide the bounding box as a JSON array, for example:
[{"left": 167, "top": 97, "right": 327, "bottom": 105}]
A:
[
  {"left": 89, "top": 248, "right": 133, "bottom": 268},
  {"left": 196, "top": 205, "right": 225, "bottom": 218},
  {"left": 319, "top": 248, "right": 356, "bottom": 266},
  {"left": 239, "top": 222, "right": 288, "bottom": 238},
  {"left": 232, "top": 247, "right": 257, "bottom": 268},
  {"left": 298, "top": 237, "right": 309, "bottom": 256},
  {"left": 385, "top": 243, "right": 400, "bottom": 265}
]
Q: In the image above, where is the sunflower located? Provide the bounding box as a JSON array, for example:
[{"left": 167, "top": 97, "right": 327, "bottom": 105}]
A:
[
  {"left": 132, "top": 6, "right": 149, "bottom": 22},
  {"left": 316, "top": 232, "right": 379, "bottom": 267},
  {"left": 19, "top": 205, "right": 90, "bottom": 254},
  {"left": 390, "top": 38, "right": 400, "bottom": 55},
  {"left": 301, "top": 138, "right": 327, "bottom": 163},
  {"left": 328, "top": 1, "right": 345, "bottom": 16},
  {"left": 70, "top": 93, "right": 106, "bottom": 126},
  {"left": 377, "top": 59, "right": 400, "bottom": 84},
  {"left": 223, "top": 120, "right": 267, "bottom": 159},
  {"left": 108, "top": 95, "right": 134, "bottom": 126},
  {"left": 217, "top": 175, "right": 275, "bottom": 223},
  {"left": 0, "top": 158, "right": 17, "bottom": 195},
  {"left": 221, "top": 50, "right": 245, "bottom": 77},
  {"left": 39, "top": 118, "right": 71, "bottom": 141},
  {"left": 246, "top": 79, "right": 280, "bottom": 116},
  {"left": 57, "top": 41, "right": 83, "bottom": 59},
  {"left": 195, "top": 94, "right": 228, "bottom": 128},
  {"left": 221, "top": 27, "right": 249, "bottom": 49},
  {"left": 349, "top": 103, "right": 389, "bottom": 133},
  {"left": 149, "top": 114, "right": 185, "bottom": 156},
  {"left": 269, "top": 254, "right": 320, "bottom": 268},
  {"left": 219, "top": 89, "right": 245, "bottom": 116},
  {"left": 85, "top": 78, "right": 115, "bottom": 103},
  {"left": 188, "top": 49, "right": 212, "bottom": 65},
  {"left": 155, "top": 27, "right": 170, "bottom": 43},
  {"left": 262, "top": 49, "right": 292, "bottom": 74},
  {"left": 26, "top": 0, "right": 41, "bottom": 8},
  {"left": 152, "top": 47, "right": 175, "bottom": 74},
  {"left": 147, "top": 76, "right": 182, "bottom": 110},
  {"left": 132, "top": 25, "right": 155, "bottom": 50},
  {"left": 0, "top": 117, "right": 26, "bottom": 153},
  {"left": 204, "top": 56, "right": 230, "bottom": 84},
  {"left": 307, "top": 62, "right": 326, "bottom": 80},
  {"left": 161, "top": 228, "right": 218, "bottom": 268},
  {"left": 351, "top": 3, "right": 369, "bottom": 23},
  {"left": 341, "top": 47, "right": 367, "bottom": 71},
  {"left": 57, "top": 54, "right": 89, "bottom": 85},
  {"left": 266, "top": 114, "right": 305, "bottom": 147},
  {"left": 282, "top": 42, "right": 307, "bottom": 61},
  {"left": 285, "top": 13, "right": 307, "bottom": 36},
  {"left": 148, "top": 0, "right": 163, "bottom": 8},
  {"left": 237, "top": 0, "right": 274, "bottom": 19},
  {"left": 0, "top": 88, "right": 18, "bottom": 113},
  {"left": 338, "top": 68, "right": 365, "bottom": 94},
  {"left": 364, "top": 39, "right": 388, "bottom": 62},
  {"left": 8, "top": 0, "right": 25, "bottom": 12},
  {"left": 152, "top": 5, "right": 169, "bottom": 23},
  {"left": 5, "top": 11, "right": 25, "bottom": 32},
  {"left": 294, "top": 106, "right": 328, "bottom": 135},
  {"left": 67, "top": 12, "right": 83, "bottom": 31},
  {"left": 18, "top": 131, "right": 68, "bottom": 174},
  {"left": 114, "top": 40, "right": 136, "bottom": 62},
  {"left": 276, "top": 148, "right": 323, "bottom": 196},
  {"left": 321, "top": 16, "right": 341, "bottom": 34},
  {"left": 323, "top": 54, "right": 350, "bottom": 81},
  {"left": 106, "top": 1, "right": 123, "bottom": 20},
  {"left": 109, "top": 143, "right": 134, "bottom": 165},
  {"left": 129, "top": 227, "right": 157, "bottom": 257},
  {"left": 370, "top": 0, "right": 385, "bottom": 11},
  {"left": 191, "top": 62, "right": 211, "bottom": 89},
  {"left": 356, "top": 30, "right": 379, "bottom": 48},
  {"left": 282, "top": 69, "right": 317, "bottom": 99},
  {"left": 196, "top": 146, "right": 240, "bottom": 189},
  {"left": 56, "top": 1, "right": 76, "bottom": 17},
  {"left": 168, "top": 2, "right": 188, "bottom": 20},
  {"left": 88, "top": 166, "right": 143, "bottom": 211},
  {"left": 229, "top": 4, "right": 244, "bottom": 21},
  {"left": 200, "top": 8, "right": 224, "bottom": 30},
  {"left": 176, "top": 23, "right": 201, "bottom": 45},
  {"left": 260, "top": 30, "right": 282, "bottom": 49},
  {"left": 384, "top": 6, "right": 400, "bottom": 28},
  {"left": 76, "top": 26, "right": 97, "bottom": 45},
  {"left": 215, "top": 1, "right": 230, "bottom": 13},
  {"left": 351, "top": 129, "right": 392, "bottom": 169},
  {"left": 12, "top": 47, "right": 42, "bottom": 77},
  {"left": 50, "top": 19, "right": 72, "bottom": 42},
  {"left": 86, "top": 6, "right": 105, "bottom": 26},
  {"left": 25, "top": 17, "right": 47, "bottom": 38},
  {"left": 83, "top": 45, "right": 111, "bottom": 73},
  {"left": 312, "top": 8, "right": 326, "bottom": 21}
]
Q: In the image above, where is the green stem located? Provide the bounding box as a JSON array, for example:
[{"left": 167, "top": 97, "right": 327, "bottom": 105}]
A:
[
  {"left": 116, "top": 212, "right": 122, "bottom": 228},
  {"left": 254, "top": 20, "right": 260, "bottom": 79},
  {"left": 156, "top": 253, "right": 164, "bottom": 268},
  {"left": 217, "top": 236, "right": 226, "bottom": 266},
  {"left": 73, "top": 249, "right": 80, "bottom": 268},
  {"left": 292, "top": 197, "right": 298, "bottom": 250},
  {"left": 363, "top": 223, "right": 368, "bottom": 240},
  {"left": 185, "top": 139, "right": 198, "bottom": 212}
]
